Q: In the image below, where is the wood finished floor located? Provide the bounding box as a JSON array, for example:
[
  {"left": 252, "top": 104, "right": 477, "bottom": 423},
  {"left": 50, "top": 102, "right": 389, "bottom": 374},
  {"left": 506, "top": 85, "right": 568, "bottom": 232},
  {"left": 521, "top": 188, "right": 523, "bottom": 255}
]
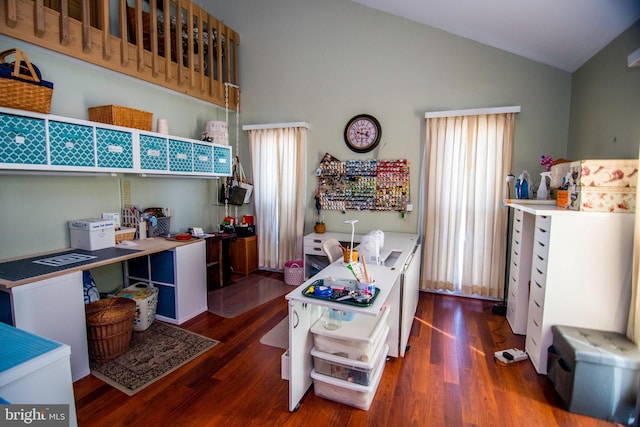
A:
[{"left": 74, "top": 271, "right": 619, "bottom": 427}]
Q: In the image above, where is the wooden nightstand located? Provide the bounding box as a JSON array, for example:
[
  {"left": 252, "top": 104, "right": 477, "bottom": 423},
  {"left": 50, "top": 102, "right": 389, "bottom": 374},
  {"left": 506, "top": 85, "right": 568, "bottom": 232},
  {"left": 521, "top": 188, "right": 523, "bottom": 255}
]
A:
[{"left": 229, "top": 235, "right": 258, "bottom": 276}]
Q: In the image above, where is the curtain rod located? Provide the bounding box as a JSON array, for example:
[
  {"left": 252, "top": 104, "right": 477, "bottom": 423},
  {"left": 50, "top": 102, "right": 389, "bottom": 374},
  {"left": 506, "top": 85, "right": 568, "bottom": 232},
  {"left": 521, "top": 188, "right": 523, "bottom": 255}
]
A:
[
  {"left": 424, "top": 106, "right": 521, "bottom": 119},
  {"left": 242, "top": 122, "right": 309, "bottom": 131}
]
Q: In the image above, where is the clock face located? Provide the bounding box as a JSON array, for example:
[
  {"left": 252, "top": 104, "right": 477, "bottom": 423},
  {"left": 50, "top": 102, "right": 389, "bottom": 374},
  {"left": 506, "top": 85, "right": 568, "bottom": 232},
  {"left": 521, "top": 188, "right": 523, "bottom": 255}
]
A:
[{"left": 344, "top": 114, "right": 382, "bottom": 153}]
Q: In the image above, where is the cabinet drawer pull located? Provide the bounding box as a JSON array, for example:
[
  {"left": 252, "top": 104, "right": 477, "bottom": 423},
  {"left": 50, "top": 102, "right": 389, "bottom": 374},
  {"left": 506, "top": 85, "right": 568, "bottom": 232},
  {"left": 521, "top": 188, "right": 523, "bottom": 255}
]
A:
[
  {"left": 535, "top": 301, "right": 541, "bottom": 308},
  {"left": 536, "top": 255, "right": 545, "bottom": 262},
  {"left": 534, "top": 280, "right": 542, "bottom": 289},
  {"left": 531, "top": 337, "right": 538, "bottom": 346},
  {"left": 533, "top": 319, "right": 539, "bottom": 328},
  {"left": 313, "top": 239, "right": 322, "bottom": 243},
  {"left": 312, "top": 247, "right": 323, "bottom": 252}
]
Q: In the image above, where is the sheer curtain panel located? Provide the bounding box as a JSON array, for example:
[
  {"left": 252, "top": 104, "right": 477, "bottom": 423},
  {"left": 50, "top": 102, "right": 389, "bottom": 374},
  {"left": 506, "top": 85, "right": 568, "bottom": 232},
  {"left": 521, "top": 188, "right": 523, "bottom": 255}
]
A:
[
  {"left": 421, "top": 108, "right": 518, "bottom": 298},
  {"left": 245, "top": 123, "right": 307, "bottom": 270}
]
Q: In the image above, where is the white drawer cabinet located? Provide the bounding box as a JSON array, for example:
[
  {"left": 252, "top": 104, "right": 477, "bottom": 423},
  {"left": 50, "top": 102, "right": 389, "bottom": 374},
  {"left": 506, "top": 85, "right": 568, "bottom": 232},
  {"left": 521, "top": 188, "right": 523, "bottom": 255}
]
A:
[
  {"left": 508, "top": 204, "right": 634, "bottom": 374},
  {"left": 303, "top": 232, "right": 362, "bottom": 278},
  {"left": 506, "top": 208, "right": 534, "bottom": 335}
]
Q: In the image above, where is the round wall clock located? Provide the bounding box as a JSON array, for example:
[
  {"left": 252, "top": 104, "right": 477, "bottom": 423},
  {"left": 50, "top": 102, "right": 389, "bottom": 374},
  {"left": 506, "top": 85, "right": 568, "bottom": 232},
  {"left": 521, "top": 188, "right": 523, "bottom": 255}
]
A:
[{"left": 344, "top": 114, "right": 382, "bottom": 153}]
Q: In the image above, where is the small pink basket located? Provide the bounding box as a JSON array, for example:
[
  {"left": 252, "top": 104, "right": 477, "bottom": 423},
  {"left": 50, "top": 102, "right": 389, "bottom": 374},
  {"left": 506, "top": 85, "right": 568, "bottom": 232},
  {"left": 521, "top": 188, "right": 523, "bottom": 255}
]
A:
[{"left": 284, "top": 260, "right": 304, "bottom": 286}]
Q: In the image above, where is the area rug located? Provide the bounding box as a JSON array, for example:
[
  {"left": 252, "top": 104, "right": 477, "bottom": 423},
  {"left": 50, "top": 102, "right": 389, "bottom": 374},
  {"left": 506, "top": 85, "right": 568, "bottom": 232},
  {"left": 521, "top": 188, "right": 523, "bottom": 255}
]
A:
[
  {"left": 207, "top": 275, "right": 292, "bottom": 318},
  {"left": 90, "top": 321, "right": 219, "bottom": 396},
  {"left": 259, "top": 316, "right": 289, "bottom": 350}
]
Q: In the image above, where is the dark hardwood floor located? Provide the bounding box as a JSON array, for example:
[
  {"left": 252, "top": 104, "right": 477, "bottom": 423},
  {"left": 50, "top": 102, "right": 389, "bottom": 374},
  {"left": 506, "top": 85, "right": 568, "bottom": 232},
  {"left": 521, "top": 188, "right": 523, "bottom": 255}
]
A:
[{"left": 73, "top": 271, "right": 618, "bottom": 426}]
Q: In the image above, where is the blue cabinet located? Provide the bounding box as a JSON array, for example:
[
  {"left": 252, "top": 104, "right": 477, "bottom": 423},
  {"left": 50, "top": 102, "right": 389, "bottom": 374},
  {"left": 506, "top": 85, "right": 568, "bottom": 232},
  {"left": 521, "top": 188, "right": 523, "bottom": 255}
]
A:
[
  {"left": 193, "top": 142, "right": 213, "bottom": 173},
  {"left": 48, "top": 121, "right": 94, "bottom": 167},
  {"left": 139, "top": 134, "right": 168, "bottom": 171},
  {"left": 0, "top": 113, "right": 46, "bottom": 165},
  {"left": 0, "top": 107, "right": 231, "bottom": 176},
  {"left": 125, "top": 242, "right": 206, "bottom": 324},
  {"left": 213, "top": 145, "right": 232, "bottom": 176},
  {"left": 95, "top": 128, "right": 134, "bottom": 169},
  {"left": 168, "top": 139, "right": 193, "bottom": 172}
]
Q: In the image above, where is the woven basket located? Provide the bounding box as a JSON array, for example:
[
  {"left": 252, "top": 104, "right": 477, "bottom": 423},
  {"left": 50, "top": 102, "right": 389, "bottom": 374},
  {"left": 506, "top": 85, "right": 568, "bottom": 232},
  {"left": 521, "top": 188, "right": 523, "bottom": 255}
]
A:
[
  {"left": 0, "top": 49, "right": 53, "bottom": 114},
  {"left": 115, "top": 227, "right": 136, "bottom": 243},
  {"left": 88, "top": 105, "right": 153, "bottom": 131},
  {"left": 85, "top": 298, "right": 137, "bottom": 361}
]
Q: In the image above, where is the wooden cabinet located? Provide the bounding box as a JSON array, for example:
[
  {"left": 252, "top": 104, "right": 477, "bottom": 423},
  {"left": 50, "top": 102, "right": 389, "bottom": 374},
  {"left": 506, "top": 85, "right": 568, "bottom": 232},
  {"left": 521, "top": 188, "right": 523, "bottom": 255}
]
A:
[
  {"left": 229, "top": 236, "right": 258, "bottom": 276},
  {"left": 205, "top": 233, "right": 235, "bottom": 289}
]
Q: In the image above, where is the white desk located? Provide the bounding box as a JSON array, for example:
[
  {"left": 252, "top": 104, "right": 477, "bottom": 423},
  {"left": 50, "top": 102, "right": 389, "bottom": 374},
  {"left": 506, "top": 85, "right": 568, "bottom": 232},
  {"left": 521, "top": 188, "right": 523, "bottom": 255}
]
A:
[{"left": 286, "top": 232, "right": 421, "bottom": 411}]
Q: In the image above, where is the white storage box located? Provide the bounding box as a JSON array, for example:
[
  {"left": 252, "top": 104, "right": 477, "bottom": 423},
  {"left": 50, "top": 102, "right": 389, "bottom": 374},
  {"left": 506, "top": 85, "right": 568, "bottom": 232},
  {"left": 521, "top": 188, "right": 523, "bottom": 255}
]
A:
[
  {"left": 311, "top": 305, "right": 390, "bottom": 362},
  {"left": 69, "top": 218, "right": 116, "bottom": 251},
  {"left": 311, "top": 332, "right": 389, "bottom": 385},
  {"left": 310, "top": 345, "right": 387, "bottom": 410},
  {"left": 114, "top": 283, "right": 159, "bottom": 331}
]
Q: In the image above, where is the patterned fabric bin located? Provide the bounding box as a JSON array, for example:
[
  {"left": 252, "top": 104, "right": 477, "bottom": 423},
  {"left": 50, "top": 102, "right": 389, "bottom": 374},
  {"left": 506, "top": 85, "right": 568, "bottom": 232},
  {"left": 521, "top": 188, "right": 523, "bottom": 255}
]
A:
[{"left": 115, "top": 283, "right": 159, "bottom": 331}]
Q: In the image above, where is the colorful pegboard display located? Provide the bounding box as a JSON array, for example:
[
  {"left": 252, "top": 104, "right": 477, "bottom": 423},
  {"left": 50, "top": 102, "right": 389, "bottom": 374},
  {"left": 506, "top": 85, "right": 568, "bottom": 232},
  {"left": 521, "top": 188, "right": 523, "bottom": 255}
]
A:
[{"left": 316, "top": 159, "right": 410, "bottom": 211}]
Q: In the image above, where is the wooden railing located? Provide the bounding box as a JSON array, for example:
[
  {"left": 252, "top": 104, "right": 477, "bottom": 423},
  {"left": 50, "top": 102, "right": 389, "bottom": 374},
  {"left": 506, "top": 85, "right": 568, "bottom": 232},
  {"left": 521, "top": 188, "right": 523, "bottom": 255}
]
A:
[{"left": 0, "top": 0, "right": 240, "bottom": 111}]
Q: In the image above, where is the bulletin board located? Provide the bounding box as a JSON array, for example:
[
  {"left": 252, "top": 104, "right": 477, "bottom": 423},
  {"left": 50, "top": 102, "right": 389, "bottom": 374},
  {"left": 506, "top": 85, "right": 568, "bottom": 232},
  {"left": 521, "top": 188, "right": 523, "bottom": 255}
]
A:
[{"left": 315, "top": 156, "right": 410, "bottom": 212}]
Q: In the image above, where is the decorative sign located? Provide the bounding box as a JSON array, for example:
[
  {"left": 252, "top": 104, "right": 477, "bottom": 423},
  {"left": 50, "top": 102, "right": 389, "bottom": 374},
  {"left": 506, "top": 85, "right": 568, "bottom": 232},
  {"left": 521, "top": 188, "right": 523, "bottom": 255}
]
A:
[{"left": 316, "top": 157, "right": 410, "bottom": 212}]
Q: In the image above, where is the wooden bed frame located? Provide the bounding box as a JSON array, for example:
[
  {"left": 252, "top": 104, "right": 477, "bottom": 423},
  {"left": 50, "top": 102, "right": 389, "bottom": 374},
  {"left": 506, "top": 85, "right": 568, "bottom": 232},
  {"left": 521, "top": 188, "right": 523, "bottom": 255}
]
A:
[{"left": 0, "top": 0, "right": 240, "bottom": 110}]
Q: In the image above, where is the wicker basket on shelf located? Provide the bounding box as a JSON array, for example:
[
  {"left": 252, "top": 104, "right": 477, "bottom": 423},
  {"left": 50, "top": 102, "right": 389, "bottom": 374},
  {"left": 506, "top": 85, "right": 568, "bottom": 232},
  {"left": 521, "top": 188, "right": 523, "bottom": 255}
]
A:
[
  {"left": 0, "top": 49, "right": 54, "bottom": 114},
  {"left": 85, "top": 298, "right": 137, "bottom": 361},
  {"left": 88, "top": 105, "right": 153, "bottom": 131}
]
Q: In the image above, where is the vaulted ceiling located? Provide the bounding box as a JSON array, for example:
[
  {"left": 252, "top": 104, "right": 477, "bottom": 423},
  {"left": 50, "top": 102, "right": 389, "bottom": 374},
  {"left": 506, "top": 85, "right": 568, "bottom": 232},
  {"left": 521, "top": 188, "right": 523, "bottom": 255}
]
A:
[{"left": 352, "top": 0, "right": 640, "bottom": 72}]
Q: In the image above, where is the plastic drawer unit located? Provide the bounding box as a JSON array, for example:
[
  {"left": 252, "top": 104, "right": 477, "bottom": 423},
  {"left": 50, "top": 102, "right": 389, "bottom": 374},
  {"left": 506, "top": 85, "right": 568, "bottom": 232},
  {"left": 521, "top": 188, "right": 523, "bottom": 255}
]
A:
[
  {"left": 311, "top": 305, "right": 390, "bottom": 362},
  {"left": 311, "top": 327, "right": 389, "bottom": 386},
  {"left": 310, "top": 345, "right": 387, "bottom": 411}
]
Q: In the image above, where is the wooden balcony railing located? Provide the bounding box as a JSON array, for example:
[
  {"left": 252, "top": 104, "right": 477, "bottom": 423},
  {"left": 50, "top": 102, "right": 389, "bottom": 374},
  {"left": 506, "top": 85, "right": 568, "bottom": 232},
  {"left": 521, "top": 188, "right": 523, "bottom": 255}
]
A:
[{"left": 0, "top": 0, "right": 240, "bottom": 111}]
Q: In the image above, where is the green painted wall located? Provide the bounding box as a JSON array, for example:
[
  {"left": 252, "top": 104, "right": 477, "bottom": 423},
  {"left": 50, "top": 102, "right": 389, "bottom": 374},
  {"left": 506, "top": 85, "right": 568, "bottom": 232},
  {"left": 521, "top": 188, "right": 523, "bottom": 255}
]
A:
[
  {"left": 568, "top": 20, "right": 640, "bottom": 160},
  {"left": 211, "top": 0, "right": 571, "bottom": 234},
  {"left": 5, "top": 2, "right": 634, "bottom": 264}
]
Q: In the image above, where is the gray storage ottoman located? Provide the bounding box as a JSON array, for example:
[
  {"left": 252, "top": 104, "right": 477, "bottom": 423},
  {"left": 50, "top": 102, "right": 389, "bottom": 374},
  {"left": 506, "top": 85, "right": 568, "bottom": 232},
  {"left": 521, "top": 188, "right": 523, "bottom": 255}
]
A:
[{"left": 548, "top": 325, "right": 640, "bottom": 424}]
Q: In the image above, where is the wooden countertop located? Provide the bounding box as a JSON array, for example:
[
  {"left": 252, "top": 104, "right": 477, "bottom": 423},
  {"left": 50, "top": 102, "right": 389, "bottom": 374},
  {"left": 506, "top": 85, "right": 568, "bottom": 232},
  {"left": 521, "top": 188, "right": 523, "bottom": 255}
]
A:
[{"left": 0, "top": 238, "right": 201, "bottom": 289}]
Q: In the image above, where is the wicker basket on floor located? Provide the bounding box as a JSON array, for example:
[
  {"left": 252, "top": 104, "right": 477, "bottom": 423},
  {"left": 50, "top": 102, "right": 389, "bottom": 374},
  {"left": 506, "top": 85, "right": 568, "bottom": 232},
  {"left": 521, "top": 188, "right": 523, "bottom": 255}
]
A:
[{"left": 85, "top": 298, "right": 137, "bottom": 361}]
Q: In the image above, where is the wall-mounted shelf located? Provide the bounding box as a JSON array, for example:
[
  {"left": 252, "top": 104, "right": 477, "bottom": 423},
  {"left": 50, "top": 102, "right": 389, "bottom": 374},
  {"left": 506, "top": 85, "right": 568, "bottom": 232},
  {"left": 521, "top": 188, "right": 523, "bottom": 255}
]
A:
[{"left": 0, "top": 107, "right": 232, "bottom": 177}]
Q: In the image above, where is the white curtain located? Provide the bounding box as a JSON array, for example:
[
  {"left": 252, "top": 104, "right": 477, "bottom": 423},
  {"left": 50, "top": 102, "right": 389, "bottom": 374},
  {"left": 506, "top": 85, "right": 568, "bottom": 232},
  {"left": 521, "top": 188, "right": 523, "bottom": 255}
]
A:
[
  {"left": 421, "top": 111, "right": 515, "bottom": 298},
  {"left": 247, "top": 125, "right": 307, "bottom": 270},
  {"left": 627, "top": 145, "right": 640, "bottom": 343}
]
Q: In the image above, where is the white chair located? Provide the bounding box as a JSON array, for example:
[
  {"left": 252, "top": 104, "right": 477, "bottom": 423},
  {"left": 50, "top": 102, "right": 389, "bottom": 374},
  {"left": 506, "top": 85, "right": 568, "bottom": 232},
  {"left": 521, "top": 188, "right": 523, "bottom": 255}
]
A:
[{"left": 322, "top": 238, "right": 343, "bottom": 263}]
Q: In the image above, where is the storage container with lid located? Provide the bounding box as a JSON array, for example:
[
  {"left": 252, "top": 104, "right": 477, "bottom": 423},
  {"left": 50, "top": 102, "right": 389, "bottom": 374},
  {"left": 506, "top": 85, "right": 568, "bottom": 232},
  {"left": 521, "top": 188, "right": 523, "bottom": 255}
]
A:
[
  {"left": 311, "top": 325, "right": 389, "bottom": 385},
  {"left": 311, "top": 305, "right": 389, "bottom": 362},
  {"left": 310, "top": 343, "right": 388, "bottom": 410}
]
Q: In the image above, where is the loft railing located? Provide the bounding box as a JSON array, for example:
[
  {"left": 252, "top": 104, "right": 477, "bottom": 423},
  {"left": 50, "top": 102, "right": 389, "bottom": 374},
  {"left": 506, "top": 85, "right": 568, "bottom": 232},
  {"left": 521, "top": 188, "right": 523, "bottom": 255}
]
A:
[{"left": 0, "top": 0, "right": 240, "bottom": 111}]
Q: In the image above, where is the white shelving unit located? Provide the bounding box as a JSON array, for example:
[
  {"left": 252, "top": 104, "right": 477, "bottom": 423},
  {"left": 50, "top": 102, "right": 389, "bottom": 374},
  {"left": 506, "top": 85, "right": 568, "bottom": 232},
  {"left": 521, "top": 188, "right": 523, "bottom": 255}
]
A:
[{"left": 507, "top": 203, "right": 634, "bottom": 374}]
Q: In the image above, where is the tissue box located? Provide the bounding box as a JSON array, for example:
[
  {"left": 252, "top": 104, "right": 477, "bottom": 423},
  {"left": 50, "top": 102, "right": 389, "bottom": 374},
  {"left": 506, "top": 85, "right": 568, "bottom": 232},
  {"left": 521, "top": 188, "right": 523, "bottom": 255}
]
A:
[
  {"left": 570, "top": 159, "right": 638, "bottom": 188},
  {"left": 69, "top": 218, "right": 116, "bottom": 250}
]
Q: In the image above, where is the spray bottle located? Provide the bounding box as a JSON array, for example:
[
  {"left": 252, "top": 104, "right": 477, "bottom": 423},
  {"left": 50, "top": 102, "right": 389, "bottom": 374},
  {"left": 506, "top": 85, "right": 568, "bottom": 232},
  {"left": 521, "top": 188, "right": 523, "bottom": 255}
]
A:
[
  {"left": 516, "top": 170, "right": 532, "bottom": 199},
  {"left": 537, "top": 172, "right": 551, "bottom": 200}
]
